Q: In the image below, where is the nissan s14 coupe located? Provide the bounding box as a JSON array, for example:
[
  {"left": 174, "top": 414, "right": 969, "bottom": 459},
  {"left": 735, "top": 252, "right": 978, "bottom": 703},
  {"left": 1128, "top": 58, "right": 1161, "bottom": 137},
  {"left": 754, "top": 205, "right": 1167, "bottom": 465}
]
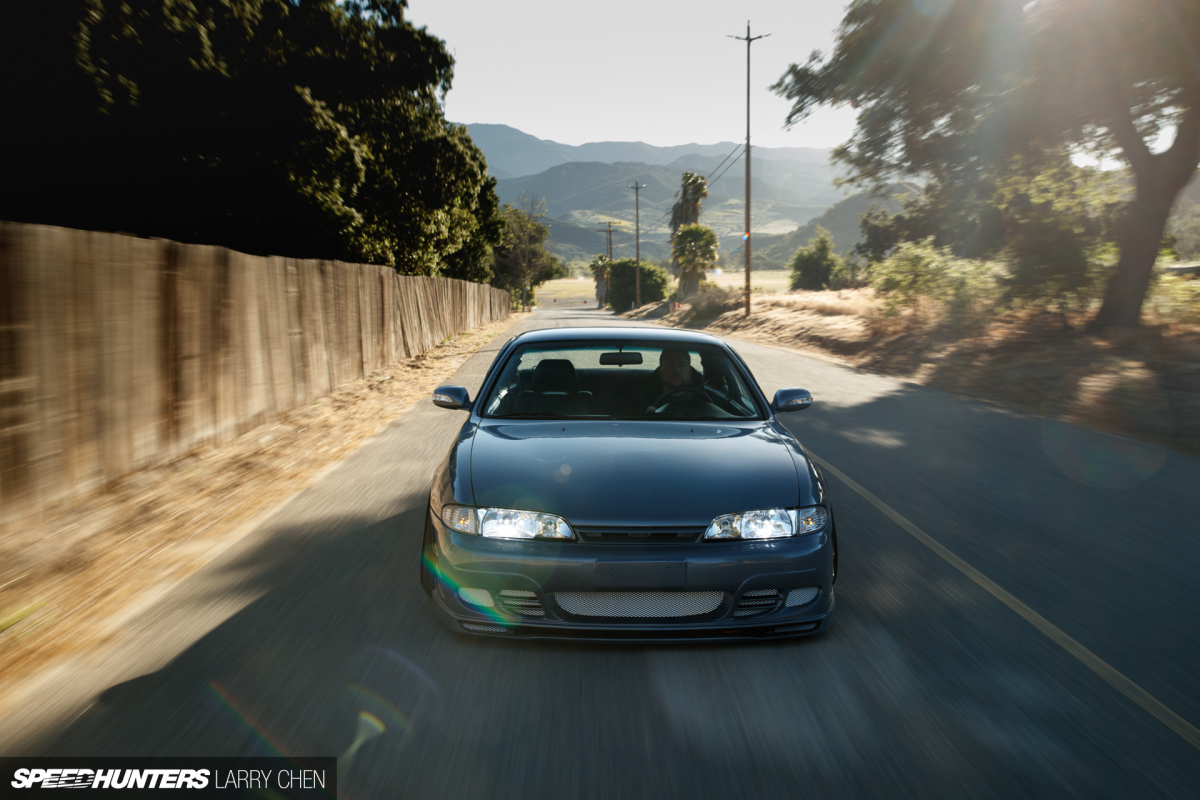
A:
[{"left": 422, "top": 327, "right": 836, "bottom": 642}]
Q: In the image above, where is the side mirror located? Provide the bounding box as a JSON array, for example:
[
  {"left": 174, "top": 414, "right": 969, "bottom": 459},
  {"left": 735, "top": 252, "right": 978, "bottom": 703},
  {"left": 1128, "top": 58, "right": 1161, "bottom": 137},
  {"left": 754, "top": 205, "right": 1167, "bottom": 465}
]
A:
[
  {"left": 432, "top": 385, "right": 472, "bottom": 411},
  {"left": 772, "top": 388, "right": 813, "bottom": 413}
]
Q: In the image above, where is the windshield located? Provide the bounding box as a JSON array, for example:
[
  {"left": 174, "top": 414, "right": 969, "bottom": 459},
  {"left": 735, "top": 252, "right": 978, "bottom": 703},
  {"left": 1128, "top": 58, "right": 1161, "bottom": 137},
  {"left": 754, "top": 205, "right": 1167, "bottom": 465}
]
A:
[{"left": 481, "top": 341, "right": 765, "bottom": 421}]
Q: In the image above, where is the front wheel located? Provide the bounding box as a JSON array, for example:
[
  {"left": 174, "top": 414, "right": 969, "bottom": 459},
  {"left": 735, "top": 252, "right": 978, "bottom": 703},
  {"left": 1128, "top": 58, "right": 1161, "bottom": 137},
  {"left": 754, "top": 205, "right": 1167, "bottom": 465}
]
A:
[
  {"left": 829, "top": 517, "right": 838, "bottom": 586},
  {"left": 420, "top": 507, "right": 436, "bottom": 597}
]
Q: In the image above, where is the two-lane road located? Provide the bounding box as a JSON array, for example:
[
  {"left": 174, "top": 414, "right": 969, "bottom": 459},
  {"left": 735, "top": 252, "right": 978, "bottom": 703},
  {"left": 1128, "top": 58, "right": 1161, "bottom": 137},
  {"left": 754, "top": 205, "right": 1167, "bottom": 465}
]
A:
[{"left": 6, "top": 308, "right": 1198, "bottom": 798}]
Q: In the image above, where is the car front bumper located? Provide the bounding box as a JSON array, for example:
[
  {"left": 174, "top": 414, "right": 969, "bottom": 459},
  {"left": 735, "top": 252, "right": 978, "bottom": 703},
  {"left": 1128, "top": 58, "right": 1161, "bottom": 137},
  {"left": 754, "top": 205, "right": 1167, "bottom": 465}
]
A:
[{"left": 425, "top": 511, "right": 835, "bottom": 642}]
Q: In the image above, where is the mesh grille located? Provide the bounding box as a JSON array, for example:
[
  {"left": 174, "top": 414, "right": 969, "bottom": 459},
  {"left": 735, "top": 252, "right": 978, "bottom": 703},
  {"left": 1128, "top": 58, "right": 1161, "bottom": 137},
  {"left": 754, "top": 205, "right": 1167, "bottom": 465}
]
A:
[
  {"left": 743, "top": 589, "right": 778, "bottom": 597},
  {"left": 555, "top": 591, "right": 722, "bottom": 618},
  {"left": 775, "top": 623, "right": 817, "bottom": 633},
  {"left": 462, "top": 623, "right": 509, "bottom": 633},
  {"left": 458, "top": 587, "right": 494, "bottom": 607},
  {"left": 785, "top": 587, "right": 820, "bottom": 607}
]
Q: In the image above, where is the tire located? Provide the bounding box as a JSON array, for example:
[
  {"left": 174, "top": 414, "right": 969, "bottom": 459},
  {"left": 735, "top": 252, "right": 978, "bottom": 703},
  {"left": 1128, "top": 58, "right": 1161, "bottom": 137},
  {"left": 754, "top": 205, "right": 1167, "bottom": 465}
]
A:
[
  {"left": 420, "top": 507, "right": 436, "bottom": 597},
  {"left": 829, "top": 519, "right": 838, "bottom": 586}
]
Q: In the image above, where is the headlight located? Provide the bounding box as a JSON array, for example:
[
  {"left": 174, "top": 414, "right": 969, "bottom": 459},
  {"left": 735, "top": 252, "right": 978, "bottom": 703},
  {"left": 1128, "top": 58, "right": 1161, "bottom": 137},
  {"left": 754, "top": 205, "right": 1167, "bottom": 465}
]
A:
[
  {"left": 440, "top": 505, "right": 574, "bottom": 540},
  {"left": 704, "top": 506, "right": 827, "bottom": 540}
]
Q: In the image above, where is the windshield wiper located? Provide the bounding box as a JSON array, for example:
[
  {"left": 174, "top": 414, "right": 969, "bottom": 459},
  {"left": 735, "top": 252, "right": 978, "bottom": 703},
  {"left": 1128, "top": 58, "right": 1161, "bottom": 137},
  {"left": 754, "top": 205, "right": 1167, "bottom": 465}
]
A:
[{"left": 492, "top": 413, "right": 562, "bottom": 419}]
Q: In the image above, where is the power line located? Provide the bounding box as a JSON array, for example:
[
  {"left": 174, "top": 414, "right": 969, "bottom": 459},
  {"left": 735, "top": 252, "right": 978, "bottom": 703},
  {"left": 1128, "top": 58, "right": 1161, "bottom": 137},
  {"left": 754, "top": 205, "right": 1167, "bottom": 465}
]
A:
[
  {"left": 703, "top": 143, "right": 744, "bottom": 183},
  {"left": 707, "top": 149, "right": 744, "bottom": 188}
]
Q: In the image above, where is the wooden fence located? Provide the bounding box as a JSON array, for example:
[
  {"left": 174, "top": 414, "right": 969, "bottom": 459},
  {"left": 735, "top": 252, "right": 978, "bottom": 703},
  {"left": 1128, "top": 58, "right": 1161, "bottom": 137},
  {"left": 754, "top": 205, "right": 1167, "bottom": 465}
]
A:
[{"left": 0, "top": 222, "right": 510, "bottom": 529}]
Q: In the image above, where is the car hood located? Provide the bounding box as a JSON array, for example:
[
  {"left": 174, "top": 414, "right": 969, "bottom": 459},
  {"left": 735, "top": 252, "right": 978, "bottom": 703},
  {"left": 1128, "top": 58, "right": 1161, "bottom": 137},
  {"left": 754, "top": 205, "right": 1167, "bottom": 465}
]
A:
[{"left": 469, "top": 420, "right": 808, "bottom": 528}]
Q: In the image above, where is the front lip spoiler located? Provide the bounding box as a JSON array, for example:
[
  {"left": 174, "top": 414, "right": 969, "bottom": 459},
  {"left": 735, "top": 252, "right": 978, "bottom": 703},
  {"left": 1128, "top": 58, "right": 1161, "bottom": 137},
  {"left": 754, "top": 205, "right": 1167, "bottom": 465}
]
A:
[{"left": 429, "top": 588, "right": 834, "bottom": 643}]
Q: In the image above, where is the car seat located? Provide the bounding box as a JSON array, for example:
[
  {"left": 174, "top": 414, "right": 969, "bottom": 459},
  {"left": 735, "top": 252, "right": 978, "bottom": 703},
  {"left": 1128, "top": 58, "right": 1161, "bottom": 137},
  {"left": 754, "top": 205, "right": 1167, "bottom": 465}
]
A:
[{"left": 515, "top": 359, "right": 593, "bottom": 416}]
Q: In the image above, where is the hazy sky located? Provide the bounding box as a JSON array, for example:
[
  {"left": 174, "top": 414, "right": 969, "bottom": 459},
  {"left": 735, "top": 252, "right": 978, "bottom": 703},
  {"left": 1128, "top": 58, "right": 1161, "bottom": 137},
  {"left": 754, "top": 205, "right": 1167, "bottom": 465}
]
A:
[{"left": 406, "top": 0, "right": 858, "bottom": 150}]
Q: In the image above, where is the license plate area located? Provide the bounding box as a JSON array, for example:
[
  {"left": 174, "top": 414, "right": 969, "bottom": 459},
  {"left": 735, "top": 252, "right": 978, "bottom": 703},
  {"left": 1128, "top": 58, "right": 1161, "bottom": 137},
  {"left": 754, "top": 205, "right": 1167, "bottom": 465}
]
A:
[{"left": 595, "top": 560, "right": 686, "bottom": 589}]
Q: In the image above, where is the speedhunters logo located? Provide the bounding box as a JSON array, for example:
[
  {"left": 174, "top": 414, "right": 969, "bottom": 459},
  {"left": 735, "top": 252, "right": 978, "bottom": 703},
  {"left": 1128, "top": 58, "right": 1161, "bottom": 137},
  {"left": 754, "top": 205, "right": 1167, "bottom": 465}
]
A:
[
  {"left": 11, "top": 769, "right": 211, "bottom": 789},
  {"left": 2, "top": 759, "right": 335, "bottom": 798}
]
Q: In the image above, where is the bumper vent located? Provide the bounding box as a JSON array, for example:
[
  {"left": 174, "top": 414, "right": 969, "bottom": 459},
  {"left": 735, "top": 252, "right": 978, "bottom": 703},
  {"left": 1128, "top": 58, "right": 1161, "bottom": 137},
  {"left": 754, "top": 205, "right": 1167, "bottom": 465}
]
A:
[
  {"left": 775, "top": 622, "right": 818, "bottom": 634},
  {"left": 734, "top": 588, "right": 782, "bottom": 617},
  {"left": 461, "top": 622, "right": 509, "bottom": 634},
  {"left": 555, "top": 591, "right": 722, "bottom": 618},
  {"left": 785, "top": 587, "right": 820, "bottom": 607},
  {"left": 498, "top": 589, "right": 546, "bottom": 617}
]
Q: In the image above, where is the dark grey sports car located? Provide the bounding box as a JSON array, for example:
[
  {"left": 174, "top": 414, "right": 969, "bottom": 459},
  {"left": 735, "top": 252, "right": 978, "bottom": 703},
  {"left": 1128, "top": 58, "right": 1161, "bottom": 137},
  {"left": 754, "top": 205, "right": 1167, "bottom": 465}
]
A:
[{"left": 422, "top": 327, "right": 836, "bottom": 641}]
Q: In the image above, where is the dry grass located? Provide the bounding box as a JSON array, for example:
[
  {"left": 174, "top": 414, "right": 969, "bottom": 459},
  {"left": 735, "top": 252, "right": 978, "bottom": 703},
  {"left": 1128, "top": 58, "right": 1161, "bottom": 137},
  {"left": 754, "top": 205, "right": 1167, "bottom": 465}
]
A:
[
  {"left": 754, "top": 288, "right": 878, "bottom": 318},
  {"left": 0, "top": 313, "right": 525, "bottom": 707},
  {"left": 704, "top": 269, "right": 793, "bottom": 295},
  {"left": 633, "top": 290, "right": 1200, "bottom": 454}
]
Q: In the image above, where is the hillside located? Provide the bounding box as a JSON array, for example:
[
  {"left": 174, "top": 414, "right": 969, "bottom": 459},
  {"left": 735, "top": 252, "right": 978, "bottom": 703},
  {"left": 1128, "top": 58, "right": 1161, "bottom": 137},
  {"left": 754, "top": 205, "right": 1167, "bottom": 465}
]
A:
[
  {"left": 759, "top": 185, "right": 915, "bottom": 266},
  {"left": 465, "top": 123, "right": 832, "bottom": 179},
  {"left": 469, "top": 123, "right": 849, "bottom": 267},
  {"left": 497, "top": 157, "right": 842, "bottom": 262}
]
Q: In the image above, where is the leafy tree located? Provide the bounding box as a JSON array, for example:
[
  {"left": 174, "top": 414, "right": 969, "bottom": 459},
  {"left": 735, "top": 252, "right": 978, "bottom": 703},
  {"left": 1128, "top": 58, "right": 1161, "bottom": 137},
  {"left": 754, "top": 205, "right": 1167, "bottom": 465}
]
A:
[
  {"left": 789, "top": 227, "right": 844, "bottom": 290},
  {"left": 607, "top": 259, "right": 669, "bottom": 312},
  {"left": 774, "top": 0, "right": 1200, "bottom": 329},
  {"left": 857, "top": 153, "right": 1126, "bottom": 307},
  {"left": 668, "top": 172, "right": 709, "bottom": 277},
  {"left": 671, "top": 224, "right": 719, "bottom": 299},
  {"left": 443, "top": 176, "right": 505, "bottom": 283},
  {"left": 0, "top": 1, "right": 502, "bottom": 275},
  {"left": 491, "top": 196, "right": 563, "bottom": 309},
  {"left": 588, "top": 254, "right": 612, "bottom": 307},
  {"left": 1168, "top": 202, "right": 1200, "bottom": 260}
]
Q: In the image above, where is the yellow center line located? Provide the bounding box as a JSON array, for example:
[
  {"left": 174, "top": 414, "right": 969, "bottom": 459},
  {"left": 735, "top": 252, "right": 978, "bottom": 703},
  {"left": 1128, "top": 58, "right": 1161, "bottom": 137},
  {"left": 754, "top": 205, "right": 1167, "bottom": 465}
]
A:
[{"left": 811, "top": 453, "right": 1200, "bottom": 752}]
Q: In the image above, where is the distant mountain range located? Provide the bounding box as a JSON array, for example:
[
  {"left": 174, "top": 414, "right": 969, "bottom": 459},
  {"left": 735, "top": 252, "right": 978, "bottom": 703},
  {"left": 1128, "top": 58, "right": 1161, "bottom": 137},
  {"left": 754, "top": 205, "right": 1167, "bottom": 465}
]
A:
[
  {"left": 462, "top": 123, "right": 854, "bottom": 264},
  {"left": 465, "top": 123, "right": 832, "bottom": 180}
]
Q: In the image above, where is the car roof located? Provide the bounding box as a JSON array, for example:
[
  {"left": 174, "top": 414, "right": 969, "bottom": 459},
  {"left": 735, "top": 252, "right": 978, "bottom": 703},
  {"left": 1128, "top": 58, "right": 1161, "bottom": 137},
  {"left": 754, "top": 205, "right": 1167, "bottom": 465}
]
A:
[{"left": 510, "top": 327, "right": 728, "bottom": 346}]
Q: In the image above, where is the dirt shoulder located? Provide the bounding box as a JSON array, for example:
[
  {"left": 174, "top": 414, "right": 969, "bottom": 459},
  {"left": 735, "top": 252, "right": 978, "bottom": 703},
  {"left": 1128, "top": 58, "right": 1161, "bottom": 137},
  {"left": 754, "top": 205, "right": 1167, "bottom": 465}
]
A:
[
  {"left": 0, "top": 314, "right": 525, "bottom": 706},
  {"left": 629, "top": 291, "right": 1200, "bottom": 455}
]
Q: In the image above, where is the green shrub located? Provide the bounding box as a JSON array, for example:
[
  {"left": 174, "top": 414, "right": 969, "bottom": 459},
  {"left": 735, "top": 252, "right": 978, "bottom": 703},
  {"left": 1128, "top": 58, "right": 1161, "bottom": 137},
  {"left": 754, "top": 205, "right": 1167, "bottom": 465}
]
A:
[
  {"left": 871, "top": 239, "right": 1000, "bottom": 322},
  {"left": 1149, "top": 274, "right": 1200, "bottom": 323},
  {"left": 788, "top": 227, "right": 845, "bottom": 290},
  {"left": 608, "top": 258, "right": 669, "bottom": 312}
]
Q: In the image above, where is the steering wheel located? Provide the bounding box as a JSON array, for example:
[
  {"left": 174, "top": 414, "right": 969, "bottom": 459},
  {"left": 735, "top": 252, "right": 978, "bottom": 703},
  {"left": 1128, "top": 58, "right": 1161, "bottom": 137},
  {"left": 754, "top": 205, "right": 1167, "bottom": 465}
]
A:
[{"left": 652, "top": 385, "right": 716, "bottom": 410}]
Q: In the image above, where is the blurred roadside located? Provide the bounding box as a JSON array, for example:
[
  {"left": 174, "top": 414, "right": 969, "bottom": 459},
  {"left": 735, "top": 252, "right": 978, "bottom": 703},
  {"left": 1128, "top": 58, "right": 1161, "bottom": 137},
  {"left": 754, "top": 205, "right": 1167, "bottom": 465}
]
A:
[{"left": 0, "top": 315, "right": 524, "bottom": 712}]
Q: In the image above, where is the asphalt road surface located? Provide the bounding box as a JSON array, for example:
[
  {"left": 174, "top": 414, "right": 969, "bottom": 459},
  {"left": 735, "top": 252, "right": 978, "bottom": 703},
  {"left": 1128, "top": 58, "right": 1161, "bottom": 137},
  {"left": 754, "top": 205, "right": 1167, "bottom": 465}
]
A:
[{"left": 5, "top": 307, "right": 1199, "bottom": 799}]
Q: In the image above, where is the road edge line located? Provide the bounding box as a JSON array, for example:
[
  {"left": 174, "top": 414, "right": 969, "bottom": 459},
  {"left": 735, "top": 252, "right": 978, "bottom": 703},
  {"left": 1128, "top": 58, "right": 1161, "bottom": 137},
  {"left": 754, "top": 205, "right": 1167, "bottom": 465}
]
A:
[{"left": 811, "top": 453, "right": 1200, "bottom": 752}]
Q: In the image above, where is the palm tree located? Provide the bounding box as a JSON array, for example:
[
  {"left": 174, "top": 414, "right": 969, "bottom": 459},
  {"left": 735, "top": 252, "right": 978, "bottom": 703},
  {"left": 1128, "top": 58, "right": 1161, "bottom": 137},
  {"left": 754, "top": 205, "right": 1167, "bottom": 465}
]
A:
[
  {"left": 669, "top": 172, "right": 708, "bottom": 277},
  {"left": 672, "top": 224, "right": 719, "bottom": 299}
]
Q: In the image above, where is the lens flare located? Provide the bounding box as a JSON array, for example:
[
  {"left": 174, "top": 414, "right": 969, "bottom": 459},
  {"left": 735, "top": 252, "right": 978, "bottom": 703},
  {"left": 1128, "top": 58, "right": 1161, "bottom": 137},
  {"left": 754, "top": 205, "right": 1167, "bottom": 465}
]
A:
[
  {"left": 206, "top": 681, "right": 289, "bottom": 758},
  {"left": 1041, "top": 419, "right": 1166, "bottom": 488},
  {"left": 345, "top": 685, "right": 411, "bottom": 735},
  {"left": 338, "top": 710, "right": 386, "bottom": 774},
  {"left": 205, "top": 682, "right": 337, "bottom": 798},
  {"left": 1040, "top": 368, "right": 1171, "bottom": 487},
  {"left": 421, "top": 551, "right": 513, "bottom": 627}
]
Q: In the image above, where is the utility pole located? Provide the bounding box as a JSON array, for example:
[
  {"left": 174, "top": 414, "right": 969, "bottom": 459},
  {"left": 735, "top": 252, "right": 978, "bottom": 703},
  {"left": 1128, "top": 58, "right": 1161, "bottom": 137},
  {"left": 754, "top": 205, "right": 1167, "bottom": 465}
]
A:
[
  {"left": 730, "top": 21, "right": 769, "bottom": 317},
  {"left": 594, "top": 220, "right": 615, "bottom": 259},
  {"left": 628, "top": 181, "right": 646, "bottom": 307}
]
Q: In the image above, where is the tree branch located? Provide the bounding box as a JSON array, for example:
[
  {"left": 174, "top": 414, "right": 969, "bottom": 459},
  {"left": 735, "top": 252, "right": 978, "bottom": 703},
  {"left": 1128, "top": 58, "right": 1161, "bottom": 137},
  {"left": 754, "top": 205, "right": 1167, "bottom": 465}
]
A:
[
  {"left": 1164, "top": 95, "right": 1200, "bottom": 194},
  {"left": 1102, "top": 94, "right": 1154, "bottom": 178}
]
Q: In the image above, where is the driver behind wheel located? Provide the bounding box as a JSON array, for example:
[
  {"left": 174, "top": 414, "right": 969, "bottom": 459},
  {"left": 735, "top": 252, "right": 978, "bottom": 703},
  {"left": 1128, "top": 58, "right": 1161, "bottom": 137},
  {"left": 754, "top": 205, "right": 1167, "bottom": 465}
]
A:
[{"left": 628, "top": 345, "right": 702, "bottom": 414}]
